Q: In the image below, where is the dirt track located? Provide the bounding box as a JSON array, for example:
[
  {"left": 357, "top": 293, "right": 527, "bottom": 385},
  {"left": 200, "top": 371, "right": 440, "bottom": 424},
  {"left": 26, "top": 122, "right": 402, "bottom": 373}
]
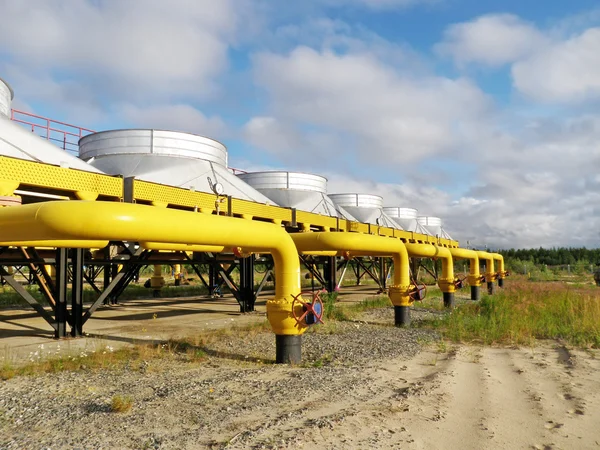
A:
[{"left": 1, "top": 304, "right": 599, "bottom": 449}]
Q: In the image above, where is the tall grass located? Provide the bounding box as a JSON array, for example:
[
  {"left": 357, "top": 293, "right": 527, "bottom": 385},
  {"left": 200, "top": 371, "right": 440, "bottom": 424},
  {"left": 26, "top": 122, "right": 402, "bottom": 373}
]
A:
[{"left": 425, "top": 279, "right": 600, "bottom": 347}]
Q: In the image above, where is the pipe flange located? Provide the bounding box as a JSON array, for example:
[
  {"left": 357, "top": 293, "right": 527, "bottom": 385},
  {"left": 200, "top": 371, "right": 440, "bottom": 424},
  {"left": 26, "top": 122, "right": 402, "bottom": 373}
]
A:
[{"left": 437, "top": 277, "right": 456, "bottom": 293}]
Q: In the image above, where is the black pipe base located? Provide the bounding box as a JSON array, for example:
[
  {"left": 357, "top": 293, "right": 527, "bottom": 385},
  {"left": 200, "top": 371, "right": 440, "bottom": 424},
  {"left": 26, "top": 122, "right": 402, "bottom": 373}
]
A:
[
  {"left": 471, "top": 285, "right": 481, "bottom": 301},
  {"left": 498, "top": 278, "right": 504, "bottom": 288},
  {"left": 394, "top": 306, "right": 411, "bottom": 327},
  {"left": 275, "top": 335, "right": 301, "bottom": 364},
  {"left": 443, "top": 292, "right": 455, "bottom": 308},
  {"left": 487, "top": 281, "right": 495, "bottom": 295}
]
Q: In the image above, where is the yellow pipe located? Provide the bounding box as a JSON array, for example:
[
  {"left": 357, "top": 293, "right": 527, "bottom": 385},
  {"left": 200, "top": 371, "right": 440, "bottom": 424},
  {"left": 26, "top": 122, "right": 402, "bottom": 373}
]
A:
[
  {"left": 150, "top": 264, "right": 165, "bottom": 289},
  {"left": 491, "top": 253, "right": 505, "bottom": 276},
  {"left": 0, "top": 201, "right": 305, "bottom": 336},
  {"left": 449, "top": 248, "right": 481, "bottom": 287},
  {"left": 405, "top": 243, "right": 455, "bottom": 294},
  {"left": 0, "top": 240, "right": 109, "bottom": 248},
  {"left": 476, "top": 251, "right": 496, "bottom": 282},
  {"left": 290, "top": 232, "right": 412, "bottom": 307},
  {"left": 141, "top": 242, "right": 225, "bottom": 253}
]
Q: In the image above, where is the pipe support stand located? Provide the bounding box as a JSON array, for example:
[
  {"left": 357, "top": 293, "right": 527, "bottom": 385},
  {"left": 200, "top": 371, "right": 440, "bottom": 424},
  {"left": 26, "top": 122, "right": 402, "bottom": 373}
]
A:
[
  {"left": 266, "top": 297, "right": 308, "bottom": 336},
  {"left": 389, "top": 285, "right": 413, "bottom": 307},
  {"left": 467, "top": 274, "right": 482, "bottom": 287},
  {"left": 437, "top": 277, "right": 456, "bottom": 294}
]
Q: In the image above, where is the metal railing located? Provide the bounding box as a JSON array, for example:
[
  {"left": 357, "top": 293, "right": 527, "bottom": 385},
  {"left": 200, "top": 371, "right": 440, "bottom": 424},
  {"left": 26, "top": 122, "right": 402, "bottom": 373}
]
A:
[{"left": 10, "top": 109, "right": 95, "bottom": 155}]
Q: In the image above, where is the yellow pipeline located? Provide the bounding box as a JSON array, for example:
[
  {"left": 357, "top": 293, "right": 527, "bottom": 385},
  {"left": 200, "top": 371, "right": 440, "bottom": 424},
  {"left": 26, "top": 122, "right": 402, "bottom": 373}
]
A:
[
  {"left": 290, "top": 232, "right": 413, "bottom": 307},
  {"left": 491, "top": 253, "right": 505, "bottom": 277},
  {"left": 405, "top": 243, "right": 455, "bottom": 293},
  {"left": 0, "top": 201, "right": 305, "bottom": 335},
  {"left": 141, "top": 242, "right": 225, "bottom": 253},
  {"left": 449, "top": 248, "right": 481, "bottom": 287},
  {"left": 476, "top": 251, "right": 496, "bottom": 282},
  {"left": 0, "top": 240, "right": 109, "bottom": 248}
]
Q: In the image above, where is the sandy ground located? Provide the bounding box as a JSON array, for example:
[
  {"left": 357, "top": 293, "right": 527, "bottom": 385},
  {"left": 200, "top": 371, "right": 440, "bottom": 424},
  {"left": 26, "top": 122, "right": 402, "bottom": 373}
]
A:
[{"left": 1, "top": 303, "right": 599, "bottom": 449}]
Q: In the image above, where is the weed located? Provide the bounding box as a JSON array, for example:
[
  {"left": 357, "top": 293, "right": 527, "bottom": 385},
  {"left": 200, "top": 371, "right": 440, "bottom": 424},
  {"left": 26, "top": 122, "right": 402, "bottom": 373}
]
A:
[
  {"left": 110, "top": 395, "right": 133, "bottom": 413},
  {"left": 418, "top": 279, "right": 600, "bottom": 348}
]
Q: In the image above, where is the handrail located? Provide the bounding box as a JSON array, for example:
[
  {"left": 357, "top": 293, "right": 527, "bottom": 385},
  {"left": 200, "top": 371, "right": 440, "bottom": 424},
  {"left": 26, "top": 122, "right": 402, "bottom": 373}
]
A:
[{"left": 10, "top": 109, "right": 95, "bottom": 155}]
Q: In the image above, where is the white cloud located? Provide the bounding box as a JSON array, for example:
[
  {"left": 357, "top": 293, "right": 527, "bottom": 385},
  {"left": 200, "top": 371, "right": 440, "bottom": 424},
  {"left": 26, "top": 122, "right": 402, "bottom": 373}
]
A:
[
  {"left": 512, "top": 28, "right": 600, "bottom": 103},
  {"left": 436, "top": 14, "right": 548, "bottom": 67},
  {"left": 0, "top": 0, "right": 247, "bottom": 101},
  {"left": 119, "top": 104, "right": 227, "bottom": 138},
  {"left": 251, "top": 46, "right": 492, "bottom": 166}
]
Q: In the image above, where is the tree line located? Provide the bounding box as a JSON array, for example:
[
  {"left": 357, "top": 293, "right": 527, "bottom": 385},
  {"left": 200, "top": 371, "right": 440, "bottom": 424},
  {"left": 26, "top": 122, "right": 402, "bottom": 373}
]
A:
[{"left": 496, "top": 247, "right": 600, "bottom": 266}]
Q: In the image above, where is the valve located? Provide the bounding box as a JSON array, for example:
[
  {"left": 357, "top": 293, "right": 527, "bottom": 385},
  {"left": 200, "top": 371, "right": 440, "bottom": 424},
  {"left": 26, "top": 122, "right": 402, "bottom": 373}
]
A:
[
  {"left": 409, "top": 283, "right": 427, "bottom": 301},
  {"left": 454, "top": 276, "right": 467, "bottom": 289},
  {"left": 291, "top": 292, "right": 324, "bottom": 326}
]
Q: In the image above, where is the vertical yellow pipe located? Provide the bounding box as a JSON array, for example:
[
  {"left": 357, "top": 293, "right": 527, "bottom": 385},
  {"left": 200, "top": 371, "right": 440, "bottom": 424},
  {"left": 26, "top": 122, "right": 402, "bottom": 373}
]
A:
[
  {"left": 405, "top": 243, "right": 455, "bottom": 307},
  {"left": 449, "top": 248, "right": 482, "bottom": 300}
]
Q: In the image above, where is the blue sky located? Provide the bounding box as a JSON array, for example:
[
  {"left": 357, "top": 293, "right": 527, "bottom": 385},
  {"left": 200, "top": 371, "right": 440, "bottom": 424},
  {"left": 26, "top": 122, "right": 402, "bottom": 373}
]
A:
[{"left": 1, "top": 0, "right": 600, "bottom": 249}]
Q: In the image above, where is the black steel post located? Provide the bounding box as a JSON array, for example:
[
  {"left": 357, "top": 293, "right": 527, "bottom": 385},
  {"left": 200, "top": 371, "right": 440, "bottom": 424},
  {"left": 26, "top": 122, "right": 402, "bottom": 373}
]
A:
[
  {"left": 71, "top": 248, "right": 84, "bottom": 337},
  {"left": 471, "top": 285, "right": 481, "bottom": 301},
  {"left": 394, "top": 306, "right": 410, "bottom": 327},
  {"left": 55, "top": 248, "right": 68, "bottom": 339},
  {"left": 487, "top": 281, "right": 495, "bottom": 295},
  {"left": 208, "top": 261, "right": 216, "bottom": 296},
  {"left": 275, "top": 335, "right": 301, "bottom": 364},
  {"left": 239, "top": 255, "right": 255, "bottom": 313},
  {"left": 324, "top": 256, "right": 337, "bottom": 293},
  {"left": 498, "top": 278, "right": 504, "bottom": 288},
  {"left": 379, "top": 257, "right": 387, "bottom": 290},
  {"left": 443, "top": 292, "right": 455, "bottom": 308}
]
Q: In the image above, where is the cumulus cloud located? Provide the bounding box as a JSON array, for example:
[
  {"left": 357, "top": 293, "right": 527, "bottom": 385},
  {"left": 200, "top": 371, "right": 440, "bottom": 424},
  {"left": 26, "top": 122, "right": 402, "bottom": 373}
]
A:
[
  {"left": 250, "top": 46, "right": 492, "bottom": 166},
  {"left": 436, "top": 14, "right": 548, "bottom": 67},
  {"left": 0, "top": 0, "right": 247, "bottom": 103},
  {"left": 512, "top": 28, "right": 600, "bottom": 103},
  {"left": 119, "top": 104, "right": 227, "bottom": 138}
]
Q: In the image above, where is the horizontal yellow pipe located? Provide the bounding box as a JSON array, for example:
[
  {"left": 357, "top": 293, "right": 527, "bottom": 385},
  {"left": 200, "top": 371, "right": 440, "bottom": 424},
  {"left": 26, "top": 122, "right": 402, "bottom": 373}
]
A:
[
  {"left": 449, "top": 248, "right": 481, "bottom": 287},
  {"left": 141, "top": 242, "right": 226, "bottom": 253},
  {"left": 405, "top": 243, "right": 455, "bottom": 293},
  {"left": 491, "top": 253, "right": 505, "bottom": 276},
  {"left": 0, "top": 240, "right": 109, "bottom": 248},
  {"left": 0, "top": 201, "right": 304, "bottom": 335},
  {"left": 290, "top": 232, "right": 413, "bottom": 306},
  {"left": 476, "top": 251, "right": 496, "bottom": 282}
]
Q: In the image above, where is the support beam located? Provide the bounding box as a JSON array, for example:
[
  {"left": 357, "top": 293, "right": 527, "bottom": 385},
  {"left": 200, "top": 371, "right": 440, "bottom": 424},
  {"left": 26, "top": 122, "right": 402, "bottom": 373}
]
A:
[
  {"left": 0, "top": 267, "right": 57, "bottom": 330},
  {"left": 70, "top": 248, "right": 84, "bottom": 337},
  {"left": 238, "top": 255, "right": 255, "bottom": 312},
  {"left": 54, "top": 248, "right": 68, "bottom": 339},
  {"left": 324, "top": 256, "right": 337, "bottom": 293}
]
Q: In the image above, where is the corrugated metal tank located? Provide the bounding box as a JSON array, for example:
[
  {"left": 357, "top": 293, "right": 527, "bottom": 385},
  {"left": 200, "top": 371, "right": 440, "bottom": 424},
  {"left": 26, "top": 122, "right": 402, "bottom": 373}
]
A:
[
  {"left": 328, "top": 193, "right": 402, "bottom": 229},
  {"left": 0, "top": 77, "right": 13, "bottom": 119},
  {"left": 79, "top": 129, "right": 276, "bottom": 205},
  {"left": 417, "top": 216, "right": 453, "bottom": 240},
  {"left": 0, "top": 78, "right": 103, "bottom": 172},
  {"left": 237, "top": 171, "right": 357, "bottom": 220},
  {"left": 383, "top": 207, "right": 431, "bottom": 234}
]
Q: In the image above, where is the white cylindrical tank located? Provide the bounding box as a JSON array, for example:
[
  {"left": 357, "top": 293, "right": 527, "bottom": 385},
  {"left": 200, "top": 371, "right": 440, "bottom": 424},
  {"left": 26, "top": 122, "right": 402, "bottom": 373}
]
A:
[
  {"left": 0, "top": 77, "right": 14, "bottom": 119},
  {"left": 417, "top": 216, "right": 453, "bottom": 239},
  {"left": 329, "top": 193, "right": 402, "bottom": 228},
  {"left": 383, "top": 207, "right": 430, "bottom": 234},
  {"left": 237, "top": 171, "right": 355, "bottom": 219},
  {"left": 79, "top": 129, "right": 276, "bottom": 204}
]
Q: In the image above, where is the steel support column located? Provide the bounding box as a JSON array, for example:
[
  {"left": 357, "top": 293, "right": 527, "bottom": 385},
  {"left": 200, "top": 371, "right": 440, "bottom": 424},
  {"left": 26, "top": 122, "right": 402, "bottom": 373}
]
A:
[
  {"left": 54, "top": 248, "right": 68, "bottom": 339},
  {"left": 239, "top": 255, "right": 255, "bottom": 313},
  {"left": 70, "top": 248, "right": 84, "bottom": 337},
  {"left": 324, "top": 256, "right": 337, "bottom": 293}
]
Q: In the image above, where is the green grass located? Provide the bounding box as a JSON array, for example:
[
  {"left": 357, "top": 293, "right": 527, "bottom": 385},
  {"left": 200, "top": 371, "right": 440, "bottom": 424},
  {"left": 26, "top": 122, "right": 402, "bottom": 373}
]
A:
[{"left": 420, "top": 278, "right": 600, "bottom": 348}]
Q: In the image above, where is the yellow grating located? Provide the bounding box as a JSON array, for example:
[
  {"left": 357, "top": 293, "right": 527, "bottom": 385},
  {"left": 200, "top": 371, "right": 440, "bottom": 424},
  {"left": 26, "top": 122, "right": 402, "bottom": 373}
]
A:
[
  {"left": 0, "top": 156, "right": 122, "bottom": 197},
  {"left": 0, "top": 158, "right": 460, "bottom": 247},
  {"left": 133, "top": 180, "right": 217, "bottom": 210},
  {"left": 230, "top": 198, "right": 291, "bottom": 221}
]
